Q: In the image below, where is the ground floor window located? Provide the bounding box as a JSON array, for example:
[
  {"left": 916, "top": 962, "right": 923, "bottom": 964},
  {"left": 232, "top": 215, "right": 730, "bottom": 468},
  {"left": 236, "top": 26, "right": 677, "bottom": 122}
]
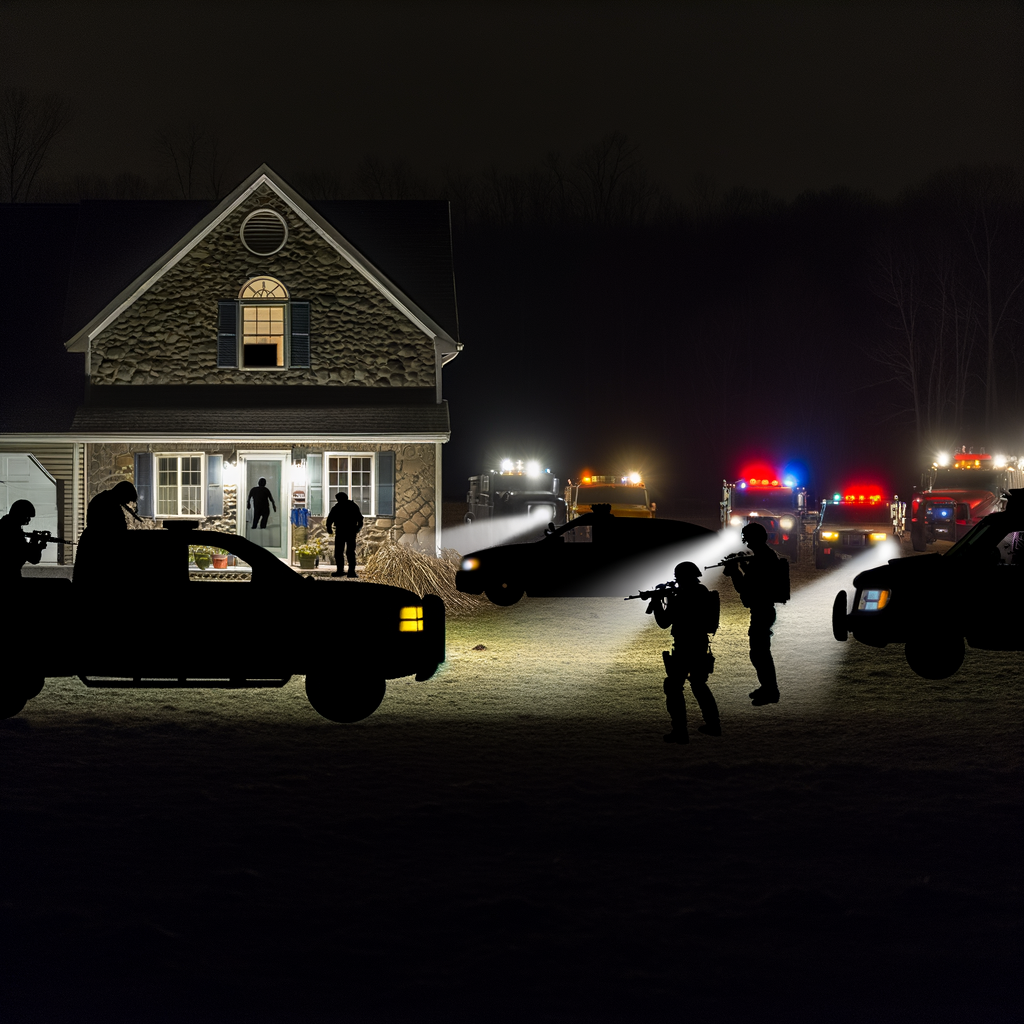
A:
[
  {"left": 157, "top": 454, "right": 204, "bottom": 516},
  {"left": 326, "top": 454, "right": 374, "bottom": 515}
]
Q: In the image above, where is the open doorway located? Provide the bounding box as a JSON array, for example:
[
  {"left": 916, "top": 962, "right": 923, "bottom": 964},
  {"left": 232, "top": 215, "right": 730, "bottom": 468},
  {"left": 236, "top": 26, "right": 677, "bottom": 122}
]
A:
[{"left": 239, "top": 452, "right": 287, "bottom": 559}]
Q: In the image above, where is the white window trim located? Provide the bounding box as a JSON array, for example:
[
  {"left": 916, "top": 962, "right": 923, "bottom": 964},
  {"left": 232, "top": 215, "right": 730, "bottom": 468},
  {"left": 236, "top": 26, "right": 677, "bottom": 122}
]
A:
[
  {"left": 324, "top": 452, "right": 376, "bottom": 517},
  {"left": 155, "top": 452, "right": 206, "bottom": 518}
]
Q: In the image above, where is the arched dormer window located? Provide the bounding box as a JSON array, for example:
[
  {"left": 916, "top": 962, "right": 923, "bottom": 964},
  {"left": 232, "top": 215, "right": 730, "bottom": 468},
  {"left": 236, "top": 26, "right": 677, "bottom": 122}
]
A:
[{"left": 217, "top": 277, "right": 310, "bottom": 370}]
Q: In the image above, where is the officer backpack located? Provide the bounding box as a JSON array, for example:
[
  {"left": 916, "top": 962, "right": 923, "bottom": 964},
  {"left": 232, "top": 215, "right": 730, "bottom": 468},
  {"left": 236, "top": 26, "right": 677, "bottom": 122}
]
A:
[
  {"left": 703, "top": 589, "right": 721, "bottom": 634},
  {"left": 775, "top": 558, "right": 790, "bottom": 604}
]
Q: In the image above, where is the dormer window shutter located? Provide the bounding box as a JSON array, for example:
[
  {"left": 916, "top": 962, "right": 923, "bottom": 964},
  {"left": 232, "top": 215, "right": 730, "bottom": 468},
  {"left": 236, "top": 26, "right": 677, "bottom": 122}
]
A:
[
  {"left": 217, "top": 301, "right": 239, "bottom": 368},
  {"left": 134, "top": 452, "right": 154, "bottom": 518},
  {"left": 290, "top": 301, "right": 311, "bottom": 368},
  {"left": 376, "top": 452, "right": 395, "bottom": 517}
]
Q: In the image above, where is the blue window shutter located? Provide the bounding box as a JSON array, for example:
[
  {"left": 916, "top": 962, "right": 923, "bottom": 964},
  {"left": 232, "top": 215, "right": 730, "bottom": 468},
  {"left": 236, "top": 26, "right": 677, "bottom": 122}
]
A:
[
  {"left": 290, "top": 301, "right": 310, "bottom": 368},
  {"left": 218, "top": 301, "right": 239, "bottom": 368},
  {"left": 308, "top": 451, "right": 322, "bottom": 515},
  {"left": 134, "top": 452, "right": 154, "bottom": 517},
  {"left": 206, "top": 455, "right": 223, "bottom": 517},
  {"left": 376, "top": 452, "right": 395, "bottom": 517}
]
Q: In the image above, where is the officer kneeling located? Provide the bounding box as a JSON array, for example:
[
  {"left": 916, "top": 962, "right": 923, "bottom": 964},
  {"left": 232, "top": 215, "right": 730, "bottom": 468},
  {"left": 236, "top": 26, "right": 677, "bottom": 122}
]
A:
[{"left": 650, "top": 561, "right": 721, "bottom": 745}]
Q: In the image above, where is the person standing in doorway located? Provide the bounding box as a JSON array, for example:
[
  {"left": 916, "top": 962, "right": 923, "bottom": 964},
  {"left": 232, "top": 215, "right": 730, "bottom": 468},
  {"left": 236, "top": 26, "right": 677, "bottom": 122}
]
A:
[
  {"left": 325, "top": 491, "right": 364, "bottom": 578},
  {"left": 247, "top": 477, "right": 277, "bottom": 530}
]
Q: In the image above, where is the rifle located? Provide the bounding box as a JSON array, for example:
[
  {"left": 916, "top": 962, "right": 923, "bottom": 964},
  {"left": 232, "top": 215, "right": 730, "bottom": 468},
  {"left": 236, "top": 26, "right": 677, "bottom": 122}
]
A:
[
  {"left": 703, "top": 551, "right": 750, "bottom": 571},
  {"left": 23, "top": 530, "right": 72, "bottom": 546},
  {"left": 624, "top": 580, "right": 678, "bottom": 602}
]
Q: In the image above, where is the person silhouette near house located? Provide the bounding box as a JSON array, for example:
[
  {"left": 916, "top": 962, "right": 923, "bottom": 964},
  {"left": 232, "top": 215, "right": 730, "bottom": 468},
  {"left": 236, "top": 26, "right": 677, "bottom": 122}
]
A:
[
  {"left": 325, "top": 491, "right": 364, "bottom": 578},
  {"left": 0, "top": 499, "right": 46, "bottom": 583},
  {"left": 247, "top": 477, "right": 277, "bottom": 530},
  {"left": 87, "top": 481, "right": 140, "bottom": 532},
  {"left": 723, "top": 521, "right": 781, "bottom": 705},
  {"left": 651, "top": 561, "right": 721, "bottom": 743}
]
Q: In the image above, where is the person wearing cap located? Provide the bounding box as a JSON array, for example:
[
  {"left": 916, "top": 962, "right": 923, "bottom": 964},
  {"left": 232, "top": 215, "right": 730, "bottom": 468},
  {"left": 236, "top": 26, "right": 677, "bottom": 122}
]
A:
[
  {"left": 325, "top": 491, "right": 364, "bottom": 578},
  {"left": 0, "top": 499, "right": 46, "bottom": 583},
  {"left": 650, "top": 560, "right": 721, "bottom": 744},
  {"left": 723, "top": 521, "right": 781, "bottom": 705}
]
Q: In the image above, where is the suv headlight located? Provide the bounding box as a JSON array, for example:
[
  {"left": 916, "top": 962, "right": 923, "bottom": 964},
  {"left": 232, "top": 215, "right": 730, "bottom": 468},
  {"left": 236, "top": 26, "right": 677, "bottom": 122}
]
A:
[
  {"left": 780, "top": 516, "right": 795, "bottom": 530},
  {"left": 461, "top": 557, "right": 480, "bottom": 571},
  {"left": 869, "top": 532, "right": 888, "bottom": 542},
  {"left": 821, "top": 531, "right": 839, "bottom": 540},
  {"left": 856, "top": 589, "right": 890, "bottom": 612}
]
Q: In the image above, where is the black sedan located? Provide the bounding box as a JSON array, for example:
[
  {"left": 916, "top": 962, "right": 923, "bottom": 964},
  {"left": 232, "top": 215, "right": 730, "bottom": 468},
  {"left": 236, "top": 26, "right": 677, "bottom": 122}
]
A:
[
  {"left": 456, "top": 508, "right": 712, "bottom": 605},
  {"left": 4, "top": 522, "right": 445, "bottom": 722},
  {"left": 832, "top": 489, "right": 1023, "bottom": 678}
]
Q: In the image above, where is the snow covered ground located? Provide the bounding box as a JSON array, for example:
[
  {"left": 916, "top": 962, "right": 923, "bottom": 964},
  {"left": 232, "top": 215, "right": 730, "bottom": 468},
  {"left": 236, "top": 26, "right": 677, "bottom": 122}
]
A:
[{"left": 3, "top": 547, "right": 1021, "bottom": 1023}]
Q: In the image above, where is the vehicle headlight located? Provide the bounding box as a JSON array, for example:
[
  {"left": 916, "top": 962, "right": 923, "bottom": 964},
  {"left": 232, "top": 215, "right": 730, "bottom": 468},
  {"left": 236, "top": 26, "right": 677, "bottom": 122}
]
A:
[
  {"left": 461, "top": 557, "right": 480, "bottom": 571},
  {"left": 869, "top": 532, "right": 888, "bottom": 542},
  {"left": 856, "top": 589, "right": 890, "bottom": 612},
  {"left": 780, "top": 516, "right": 795, "bottom": 530},
  {"left": 399, "top": 606, "right": 424, "bottom": 632},
  {"left": 729, "top": 515, "right": 742, "bottom": 526},
  {"left": 821, "top": 531, "right": 839, "bottom": 540}
]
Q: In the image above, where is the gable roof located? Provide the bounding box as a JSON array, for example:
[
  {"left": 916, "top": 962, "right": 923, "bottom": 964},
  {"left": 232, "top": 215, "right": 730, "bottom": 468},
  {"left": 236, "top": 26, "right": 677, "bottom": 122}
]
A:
[{"left": 63, "top": 165, "right": 461, "bottom": 360}]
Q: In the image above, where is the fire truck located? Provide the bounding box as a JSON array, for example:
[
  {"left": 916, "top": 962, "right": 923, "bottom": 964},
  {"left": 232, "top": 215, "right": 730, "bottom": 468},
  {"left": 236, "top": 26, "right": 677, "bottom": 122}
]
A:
[
  {"left": 721, "top": 466, "right": 810, "bottom": 559},
  {"left": 564, "top": 472, "right": 654, "bottom": 519},
  {"left": 465, "top": 459, "right": 567, "bottom": 527},
  {"left": 813, "top": 486, "right": 906, "bottom": 569},
  {"left": 910, "top": 447, "right": 1023, "bottom": 551}
]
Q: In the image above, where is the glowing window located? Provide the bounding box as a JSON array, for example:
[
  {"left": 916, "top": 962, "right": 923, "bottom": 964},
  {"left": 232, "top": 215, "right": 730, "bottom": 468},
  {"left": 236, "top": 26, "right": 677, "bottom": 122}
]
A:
[
  {"left": 156, "top": 454, "right": 204, "bottom": 516},
  {"left": 239, "top": 277, "right": 289, "bottom": 369},
  {"left": 399, "top": 606, "right": 424, "bottom": 632}
]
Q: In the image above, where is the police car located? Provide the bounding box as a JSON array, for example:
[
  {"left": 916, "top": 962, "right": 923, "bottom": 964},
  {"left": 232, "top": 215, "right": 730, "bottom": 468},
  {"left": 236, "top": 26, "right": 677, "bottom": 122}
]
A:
[
  {"left": 2, "top": 522, "right": 445, "bottom": 722},
  {"left": 813, "top": 487, "right": 906, "bottom": 569},
  {"left": 456, "top": 507, "right": 711, "bottom": 605},
  {"left": 832, "top": 489, "right": 1023, "bottom": 678}
]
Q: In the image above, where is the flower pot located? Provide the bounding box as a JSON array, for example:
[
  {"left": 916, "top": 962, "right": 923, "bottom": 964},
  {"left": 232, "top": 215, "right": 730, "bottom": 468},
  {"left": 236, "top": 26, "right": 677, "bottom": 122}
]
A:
[
  {"left": 212, "top": 554, "right": 228, "bottom": 569},
  {"left": 194, "top": 555, "right": 211, "bottom": 570},
  {"left": 298, "top": 554, "right": 316, "bottom": 569}
]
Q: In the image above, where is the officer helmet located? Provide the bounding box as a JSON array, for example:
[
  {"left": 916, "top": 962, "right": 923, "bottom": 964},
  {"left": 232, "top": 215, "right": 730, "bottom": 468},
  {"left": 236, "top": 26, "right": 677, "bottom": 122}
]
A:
[
  {"left": 336, "top": 491, "right": 348, "bottom": 501},
  {"left": 674, "top": 561, "right": 702, "bottom": 580},
  {"left": 10, "top": 499, "right": 35, "bottom": 522},
  {"left": 741, "top": 521, "right": 768, "bottom": 544}
]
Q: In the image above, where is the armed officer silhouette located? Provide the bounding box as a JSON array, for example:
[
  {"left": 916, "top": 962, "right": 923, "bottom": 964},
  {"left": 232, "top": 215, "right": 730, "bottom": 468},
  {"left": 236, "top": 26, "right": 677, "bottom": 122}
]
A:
[
  {"left": 0, "top": 500, "right": 46, "bottom": 583},
  {"left": 722, "top": 521, "right": 783, "bottom": 705},
  {"left": 643, "top": 561, "right": 721, "bottom": 744}
]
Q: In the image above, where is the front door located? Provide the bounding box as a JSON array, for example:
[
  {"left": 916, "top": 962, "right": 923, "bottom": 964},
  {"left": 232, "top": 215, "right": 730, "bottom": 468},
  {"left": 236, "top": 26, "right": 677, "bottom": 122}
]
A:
[{"left": 240, "top": 453, "right": 287, "bottom": 558}]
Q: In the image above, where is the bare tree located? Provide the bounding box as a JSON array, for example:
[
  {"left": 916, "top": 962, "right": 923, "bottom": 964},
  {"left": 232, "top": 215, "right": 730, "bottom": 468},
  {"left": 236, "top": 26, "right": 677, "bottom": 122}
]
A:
[
  {"left": 0, "top": 86, "right": 73, "bottom": 202},
  {"left": 155, "top": 120, "right": 234, "bottom": 200},
  {"left": 352, "top": 156, "right": 428, "bottom": 200}
]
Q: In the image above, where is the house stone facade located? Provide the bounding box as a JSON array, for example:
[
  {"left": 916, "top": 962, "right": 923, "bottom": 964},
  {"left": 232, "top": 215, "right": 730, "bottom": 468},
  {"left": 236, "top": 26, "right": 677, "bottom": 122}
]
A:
[{"left": 1, "top": 166, "right": 461, "bottom": 565}]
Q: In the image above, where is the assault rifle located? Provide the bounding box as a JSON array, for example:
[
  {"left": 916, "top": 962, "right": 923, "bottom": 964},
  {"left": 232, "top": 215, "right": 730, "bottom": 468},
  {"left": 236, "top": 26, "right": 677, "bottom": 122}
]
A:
[
  {"left": 624, "top": 580, "right": 678, "bottom": 602},
  {"left": 23, "top": 530, "right": 72, "bottom": 546},
  {"left": 704, "top": 551, "right": 750, "bottom": 571}
]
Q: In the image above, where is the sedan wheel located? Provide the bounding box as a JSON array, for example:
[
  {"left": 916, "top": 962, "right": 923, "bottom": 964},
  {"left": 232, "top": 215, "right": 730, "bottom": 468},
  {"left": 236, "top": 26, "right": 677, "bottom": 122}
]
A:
[
  {"left": 306, "top": 675, "right": 386, "bottom": 722},
  {"left": 831, "top": 591, "right": 848, "bottom": 642},
  {"left": 485, "top": 580, "right": 525, "bottom": 606}
]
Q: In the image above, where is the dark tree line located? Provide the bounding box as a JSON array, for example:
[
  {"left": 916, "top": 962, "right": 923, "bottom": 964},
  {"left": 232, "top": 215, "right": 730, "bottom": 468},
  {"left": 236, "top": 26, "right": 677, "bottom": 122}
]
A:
[{"left": 5, "top": 82, "right": 1021, "bottom": 504}]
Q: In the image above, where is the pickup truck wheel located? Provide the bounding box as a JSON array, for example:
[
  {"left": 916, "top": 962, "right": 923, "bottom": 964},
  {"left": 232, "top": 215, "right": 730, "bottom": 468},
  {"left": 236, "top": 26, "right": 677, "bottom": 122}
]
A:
[
  {"left": 831, "top": 591, "right": 849, "bottom": 642},
  {"left": 0, "top": 687, "right": 28, "bottom": 719},
  {"left": 306, "top": 675, "right": 386, "bottom": 723},
  {"left": 485, "top": 580, "right": 525, "bottom": 606},
  {"left": 911, "top": 527, "right": 927, "bottom": 552},
  {"left": 905, "top": 634, "right": 965, "bottom": 679}
]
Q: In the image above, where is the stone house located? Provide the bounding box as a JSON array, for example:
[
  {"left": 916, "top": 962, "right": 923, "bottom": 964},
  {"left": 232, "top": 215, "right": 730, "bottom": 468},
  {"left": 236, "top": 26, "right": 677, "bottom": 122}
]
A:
[{"left": 0, "top": 165, "right": 461, "bottom": 564}]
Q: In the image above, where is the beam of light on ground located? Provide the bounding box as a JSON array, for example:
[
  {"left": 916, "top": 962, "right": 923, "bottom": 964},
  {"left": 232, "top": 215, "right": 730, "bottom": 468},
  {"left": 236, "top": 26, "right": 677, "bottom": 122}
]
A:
[
  {"left": 441, "top": 509, "right": 553, "bottom": 554},
  {"left": 770, "top": 540, "right": 901, "bottom": 711}
]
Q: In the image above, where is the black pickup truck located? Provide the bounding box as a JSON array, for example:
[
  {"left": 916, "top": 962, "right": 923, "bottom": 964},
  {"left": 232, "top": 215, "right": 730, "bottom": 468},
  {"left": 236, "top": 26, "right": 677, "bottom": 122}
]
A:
[
  {"left": 3, "top": 522, "right": 445, "bottom": 722},
  {"left": 832, "top": 490, "right": 1023, "bottom": 678}
]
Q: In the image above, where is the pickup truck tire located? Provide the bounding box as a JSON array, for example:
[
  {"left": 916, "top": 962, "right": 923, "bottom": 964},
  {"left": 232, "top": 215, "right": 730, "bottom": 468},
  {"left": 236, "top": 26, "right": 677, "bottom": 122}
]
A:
[
  {"left": 0, "top": 687, "right": 28, "bottom": 719},
  {"left": 905, "top": 634, "right": 965, "bottom": 679},
  {"left": 485, "top": 580, "right": 525, "bottom": 606},
  {"left": 911, "top": 526, "right": 927, "bottom": 552},
  {"left": 306, "top": 675, "right": 386, "bottom": 723}
]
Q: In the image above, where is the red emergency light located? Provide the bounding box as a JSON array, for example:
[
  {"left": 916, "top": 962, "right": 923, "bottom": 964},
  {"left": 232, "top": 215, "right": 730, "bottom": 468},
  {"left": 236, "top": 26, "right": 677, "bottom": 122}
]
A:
[
  {"left": 736, "top": 463, "right": 783, "bottom": 489},
  {"left": 837, "top": 485, "right": 885, "bottom": 503}
]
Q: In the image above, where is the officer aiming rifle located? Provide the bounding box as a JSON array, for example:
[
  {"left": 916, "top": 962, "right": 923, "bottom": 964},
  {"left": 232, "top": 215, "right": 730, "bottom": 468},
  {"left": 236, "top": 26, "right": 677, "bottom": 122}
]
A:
[
  {"left": 628, "top": 561, "right": 721, "bottom": 744},
  {"left": 23, "top": 530, "right": 72, "bottom": 547}
]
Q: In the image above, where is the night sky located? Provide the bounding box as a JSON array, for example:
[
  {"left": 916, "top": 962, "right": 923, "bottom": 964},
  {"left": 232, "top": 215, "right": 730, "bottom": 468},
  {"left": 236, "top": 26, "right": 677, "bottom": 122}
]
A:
[{"left": 3, "top": 0, "right": 1022, "bottom": 508}]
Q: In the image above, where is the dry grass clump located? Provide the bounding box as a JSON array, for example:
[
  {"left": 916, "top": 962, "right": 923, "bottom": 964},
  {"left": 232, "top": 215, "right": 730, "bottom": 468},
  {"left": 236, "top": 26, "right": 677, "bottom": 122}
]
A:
[{"left": 362, "top": 539, "right": 485, "bottom": 616}]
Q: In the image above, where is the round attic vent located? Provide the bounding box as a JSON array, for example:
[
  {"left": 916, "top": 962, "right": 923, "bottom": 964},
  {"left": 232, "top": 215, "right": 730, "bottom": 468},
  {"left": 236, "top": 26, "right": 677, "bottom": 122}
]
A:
[{"left": 240, "top": 208, "right": 287, "bottom": 256}]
